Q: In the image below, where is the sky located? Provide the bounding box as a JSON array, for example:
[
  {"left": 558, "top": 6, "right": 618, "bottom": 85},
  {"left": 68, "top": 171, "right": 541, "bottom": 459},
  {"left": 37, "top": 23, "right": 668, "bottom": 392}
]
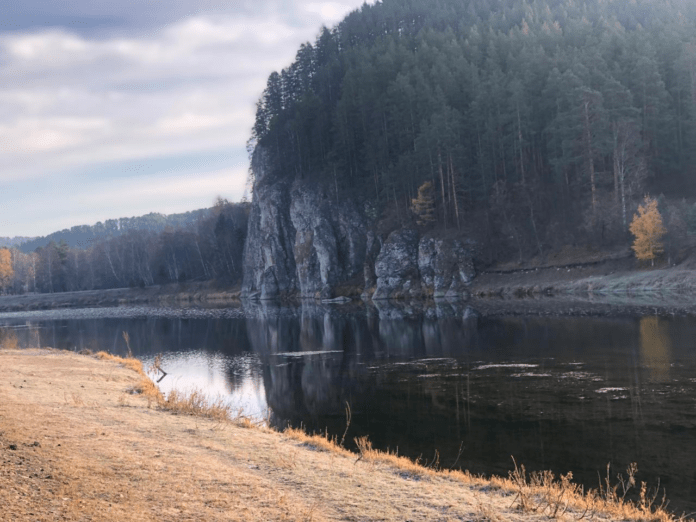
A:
[{"left": 0, "top": 0, "right": 370, "bottom": 237}]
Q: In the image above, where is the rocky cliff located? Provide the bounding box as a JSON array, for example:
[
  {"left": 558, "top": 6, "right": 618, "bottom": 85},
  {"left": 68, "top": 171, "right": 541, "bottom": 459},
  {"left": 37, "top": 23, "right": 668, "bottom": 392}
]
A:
[{"left": 242, "top": 149, "right": 476, "bottom": 300}]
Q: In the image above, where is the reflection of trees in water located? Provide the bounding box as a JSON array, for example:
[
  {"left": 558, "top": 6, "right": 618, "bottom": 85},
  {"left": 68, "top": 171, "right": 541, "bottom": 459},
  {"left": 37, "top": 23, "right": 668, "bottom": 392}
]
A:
[
  {"left": 639, "top": 316, "right": 671, "bottom": 382},
  {"left": 248, "top": 307, "right": 696, "bottom": 512},
  {"left": 0, "top": 323, "right": 43, "bottom": 350},
  {"left": 0, "top": 327, "right": 18, "bottom": 349}
]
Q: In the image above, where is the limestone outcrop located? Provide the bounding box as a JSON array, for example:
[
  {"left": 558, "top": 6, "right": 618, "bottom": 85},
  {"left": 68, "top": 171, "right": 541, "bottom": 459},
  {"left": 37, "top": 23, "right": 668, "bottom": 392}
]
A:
[
  {"left": 242, "top": 150, "right": 367, "bottom": 299},
  {"left": 417, "top": 238, "right": 476, "bottom": 299},
  {"left": 242, "top": 148, "right": 476, "bottom": 300},
  {"left": 372, "top": 229, "right": 421, "bottom": 300}
]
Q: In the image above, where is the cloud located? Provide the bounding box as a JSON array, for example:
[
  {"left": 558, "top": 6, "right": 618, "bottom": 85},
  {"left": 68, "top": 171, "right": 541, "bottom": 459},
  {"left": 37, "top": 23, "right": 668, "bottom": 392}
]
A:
[
  {"left": 0, "top": 1, "right": 371, "bottom": 235},
  {"left": 4, "top": 164, "right": 250, "bottom": 236},
  {"left": 304, "top": 2, "right": 357, "bottom": 24},
  {"left": 0, "top": 11, "right": 345, "bottom": 179}
]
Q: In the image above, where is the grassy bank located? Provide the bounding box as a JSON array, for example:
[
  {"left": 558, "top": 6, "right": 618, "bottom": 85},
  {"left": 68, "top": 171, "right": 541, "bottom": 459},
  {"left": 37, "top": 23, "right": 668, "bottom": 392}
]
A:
[{"left": 0, "top": 347, "right": 687, "bottom": 521}]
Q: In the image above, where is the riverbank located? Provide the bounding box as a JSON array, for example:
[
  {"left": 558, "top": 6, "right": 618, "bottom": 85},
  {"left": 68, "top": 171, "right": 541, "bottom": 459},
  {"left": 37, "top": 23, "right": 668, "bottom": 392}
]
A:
[
  {"left": 0, "top": 282, "right": 241, "bottom": 313},
  {"left": 1, "top": 251, "right": 696, "bottom": 316},
  {"left": 472, "top": 248, "right": 696, "bottom": 302},
  {"left": 0, "top": 348, "right": 682, "bottom": 521}
]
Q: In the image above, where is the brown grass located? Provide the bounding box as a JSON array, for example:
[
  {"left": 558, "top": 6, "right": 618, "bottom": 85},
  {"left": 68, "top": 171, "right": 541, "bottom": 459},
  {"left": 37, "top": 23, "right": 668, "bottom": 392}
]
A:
[
  {"left": 283, "top": 413, "right": 687, "bottom": 522},
  {"left": 96, "top": 350, "right": 263, "bottom": 426}
]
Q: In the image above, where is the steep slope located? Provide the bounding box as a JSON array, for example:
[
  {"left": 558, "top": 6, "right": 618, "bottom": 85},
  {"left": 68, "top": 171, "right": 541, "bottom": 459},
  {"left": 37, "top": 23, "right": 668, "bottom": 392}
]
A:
[{"left": 247, "top": 0, "right": 696, "bottom": 267}]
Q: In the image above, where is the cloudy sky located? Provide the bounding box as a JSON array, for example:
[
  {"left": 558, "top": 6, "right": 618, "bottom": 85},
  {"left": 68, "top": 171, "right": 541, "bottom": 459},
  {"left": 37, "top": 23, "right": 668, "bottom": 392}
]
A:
[{"left": 0, "top": 0, "right": 370, "bottom": 237}]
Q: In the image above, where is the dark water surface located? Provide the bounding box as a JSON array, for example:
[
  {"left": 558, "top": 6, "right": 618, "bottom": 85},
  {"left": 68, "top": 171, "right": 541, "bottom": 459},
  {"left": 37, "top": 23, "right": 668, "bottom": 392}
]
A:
[{"left": 2, "top": 300, "right": 696, "bottom": 513}]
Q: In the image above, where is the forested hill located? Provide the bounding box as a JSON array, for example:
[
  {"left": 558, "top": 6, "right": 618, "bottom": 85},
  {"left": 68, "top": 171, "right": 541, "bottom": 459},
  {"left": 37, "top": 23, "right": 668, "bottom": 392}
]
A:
[
  {"left": 0, "top": 237, "right": 34, "bottom": 249},
  {"left": 1, "top": 200, "right": 249, "bottom": 295},
  {"left": 18, "top": 209, "right": 212, "bottom": 253},
  {"left": 252, "top": 0, "right": 696, "bottom": 261}
]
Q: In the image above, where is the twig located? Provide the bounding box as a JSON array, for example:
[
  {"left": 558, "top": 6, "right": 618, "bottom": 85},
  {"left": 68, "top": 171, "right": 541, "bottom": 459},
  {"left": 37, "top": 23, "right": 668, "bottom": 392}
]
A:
[{"left": 340, "top": 401, "right": 351, "bottom": 447}]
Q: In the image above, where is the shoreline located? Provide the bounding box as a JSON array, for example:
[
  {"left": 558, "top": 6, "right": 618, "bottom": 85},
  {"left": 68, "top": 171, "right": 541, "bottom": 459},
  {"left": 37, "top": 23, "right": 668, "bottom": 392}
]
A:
[
  {"left": 0, "top": 348, "right": 683, "bottom": 521},
  {"left": 0, "top": 282, "right": 242, "bottom": 313},
  {"left": 1, "top": 256, "right": 695, "bottom": 316}
]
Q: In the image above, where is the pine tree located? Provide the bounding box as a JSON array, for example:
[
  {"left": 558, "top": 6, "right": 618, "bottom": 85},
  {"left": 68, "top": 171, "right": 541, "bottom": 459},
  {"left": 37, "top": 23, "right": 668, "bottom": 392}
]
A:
[
  {"left": 629, "top": 196, "right": 666, "bottom": 266},
  {"left": 411, "top": 181, "right": 436, "bottom": 226}
]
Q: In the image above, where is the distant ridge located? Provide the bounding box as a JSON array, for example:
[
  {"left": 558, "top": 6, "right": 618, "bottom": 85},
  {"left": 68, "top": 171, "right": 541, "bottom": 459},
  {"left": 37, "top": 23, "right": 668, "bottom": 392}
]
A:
[
  {"left": 18, "top": 208, "right": 212, "bottom": 253},
  {"left": 0, "top": 237, "right": 35, "bottom": 249}
]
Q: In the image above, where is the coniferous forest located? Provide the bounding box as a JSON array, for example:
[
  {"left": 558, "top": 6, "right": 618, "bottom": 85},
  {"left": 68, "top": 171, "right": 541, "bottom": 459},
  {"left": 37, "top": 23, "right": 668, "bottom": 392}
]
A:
[{"left": 252, "top": 0, "right": 696, "bottom": 262}]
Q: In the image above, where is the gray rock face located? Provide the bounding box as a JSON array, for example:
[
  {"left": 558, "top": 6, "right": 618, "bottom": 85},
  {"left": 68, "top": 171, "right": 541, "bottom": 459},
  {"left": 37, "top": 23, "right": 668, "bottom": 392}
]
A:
[
  {"left": 373, "top": 229, "right": 421, "bottom": 300},
  {"left": 242, "top": 149, "right": 367, "bottom": 299},
  {"left": 418, "top": 238, "right": 476, "bottom": 299},
  {"left": 290, "top": 188, "right": 338, "bottom": 298},
  {"left": 242, "top": 179, "right": 297, "bottom": 299},
  {"left": 372, "top": 231, "right": 476, "bottom": 300},
  {"left": 362, "top": 231, "right": 382, "bottom": 297},
  {"left": 242, "top": 149, "right": 476, "bottom": 300}
]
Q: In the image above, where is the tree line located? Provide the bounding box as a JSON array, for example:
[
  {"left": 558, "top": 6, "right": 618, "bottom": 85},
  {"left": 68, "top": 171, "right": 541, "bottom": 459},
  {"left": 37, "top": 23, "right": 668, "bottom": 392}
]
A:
[
  {"left": 252, "top": 0, "right": 696, "bottom": 262},
  {"left": 0, "top": 200, "right": 249, "bottom": 295},
  {"left": 17, "top": 208, "right": 212, "bottom": 253}
]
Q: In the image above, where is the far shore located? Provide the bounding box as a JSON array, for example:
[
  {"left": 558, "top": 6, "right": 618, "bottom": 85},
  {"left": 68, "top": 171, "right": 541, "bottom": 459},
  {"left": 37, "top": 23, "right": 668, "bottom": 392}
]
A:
[
  {"left": 0, "top": 347, "right": 682, "bottom": 521},
  {"left": 1, "top": 252, "right": 696, "bottom": 315},
  {"left": 0, "top": 282, "right": 242, "bottom": 313}
]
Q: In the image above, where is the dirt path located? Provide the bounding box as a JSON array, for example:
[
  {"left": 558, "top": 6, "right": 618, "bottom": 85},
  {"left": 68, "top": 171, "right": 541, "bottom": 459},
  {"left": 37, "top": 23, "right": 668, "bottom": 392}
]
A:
[{"left": 0, "top": 349, "right": 675, "bottom": 521}]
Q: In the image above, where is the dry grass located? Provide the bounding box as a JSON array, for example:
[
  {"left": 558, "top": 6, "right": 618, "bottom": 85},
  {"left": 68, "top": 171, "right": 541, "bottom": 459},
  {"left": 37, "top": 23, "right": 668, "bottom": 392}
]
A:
[
  {"left": 283, "top": 420, "right": 686, "bottom": 522},
  {"left": 160, "top": 389, "right": 233, "bottom": 422},
  {"left": 1, "top": 348, "right": 691, "bottom": 522},
  {"left": 95, "top": 350, "right": 263, "bottom": 426},
  {"left": 95, "top": 351, "right": 146, "bottom": 375},
  {"left": 503, "top": 458, "right": 686, "bottom": 522}
]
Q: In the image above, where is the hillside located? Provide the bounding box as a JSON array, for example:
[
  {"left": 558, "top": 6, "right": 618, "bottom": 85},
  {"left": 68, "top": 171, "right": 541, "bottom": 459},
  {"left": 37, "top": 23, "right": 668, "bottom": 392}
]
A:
[
  {"left": 0, "top": 237, "right": 34, "bottom": 249},
  {"left": 17, "top": 208, "right": 212, "bottom": 253},
  {"left": 251, "top": 0, "right": 696, "bottom": 264},
  {"left": 5, "top": 0, "right": 696, "bottom": 300},
  {"left": 1, "top": 201, "right": 249, "bottom": 295}
]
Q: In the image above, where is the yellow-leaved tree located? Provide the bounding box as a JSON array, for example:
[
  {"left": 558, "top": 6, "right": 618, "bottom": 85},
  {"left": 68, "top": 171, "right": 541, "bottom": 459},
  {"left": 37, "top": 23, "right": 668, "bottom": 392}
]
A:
[
  {"left": 629, "top": 196, "right": 666, "bottom": 266},
  {"left": 411, "top": 181, "right": 436, "bottom": 226},
  {"left": 0, "top": 248, "right": 13, "bottom": 293}
]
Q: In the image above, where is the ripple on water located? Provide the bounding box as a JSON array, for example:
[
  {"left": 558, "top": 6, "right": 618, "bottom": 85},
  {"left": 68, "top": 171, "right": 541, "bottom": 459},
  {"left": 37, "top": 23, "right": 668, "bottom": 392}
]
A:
[
  {"left": 594, "top": 387, "right": 628, "bottom": 394},
  {"left": 472, "top": 363, "right": 539, "bottom": 371}
]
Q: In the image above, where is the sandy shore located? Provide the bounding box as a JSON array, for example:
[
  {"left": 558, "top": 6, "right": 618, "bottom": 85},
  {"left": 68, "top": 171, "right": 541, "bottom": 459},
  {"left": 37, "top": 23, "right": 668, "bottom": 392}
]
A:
[{"left": 0, "top": 349, "right": 678, "bottom": 521}]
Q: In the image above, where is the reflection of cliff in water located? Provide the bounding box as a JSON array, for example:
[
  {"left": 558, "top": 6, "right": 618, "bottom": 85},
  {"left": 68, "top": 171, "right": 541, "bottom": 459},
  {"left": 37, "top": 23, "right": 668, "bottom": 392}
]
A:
[{"left": 244, "top": 300, "right": 480, "bottom": 426}]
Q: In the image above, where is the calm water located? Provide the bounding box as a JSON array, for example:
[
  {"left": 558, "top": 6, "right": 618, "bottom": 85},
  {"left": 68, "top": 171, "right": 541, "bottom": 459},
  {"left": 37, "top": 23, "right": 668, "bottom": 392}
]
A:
[{"left": 2, "top": 300, "right": 696, "bottom": 513}]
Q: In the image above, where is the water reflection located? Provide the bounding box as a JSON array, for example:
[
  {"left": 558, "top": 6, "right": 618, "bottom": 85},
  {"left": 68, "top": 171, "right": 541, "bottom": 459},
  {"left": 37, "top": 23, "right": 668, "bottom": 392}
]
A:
[
  {"left": 640, "top": 316, "right": 672, "bottom": 382},
  {"left": 2, "top": 302, "right": 696, "bottom": 511}
]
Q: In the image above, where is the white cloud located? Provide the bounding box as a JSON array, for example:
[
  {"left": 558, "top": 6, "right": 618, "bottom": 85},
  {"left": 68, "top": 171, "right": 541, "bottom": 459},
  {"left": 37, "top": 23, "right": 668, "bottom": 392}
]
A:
[
  {"left": 0, "top": 117, "right": 109, "bottom": 154},
  {"left": 81, "top": 167, "right": 249, "bottom": 209},
  {"left": 304, "top": 2, "right": 357, "bottom": 24},
  {"left": 0, "top": 1, "right": 372, "bottom": 235},
  {"left": 0, "top": 14, "right": 319, "bottom": 178},
  {"left": 7, "top": 166, "right": 250, "bottom": 236}
]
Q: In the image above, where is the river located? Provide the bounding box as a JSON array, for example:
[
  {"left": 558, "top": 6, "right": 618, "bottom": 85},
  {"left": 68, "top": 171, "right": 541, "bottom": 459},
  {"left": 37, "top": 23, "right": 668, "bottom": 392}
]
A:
[{"left": 1, "top": 299, "right": 695, "bottom": 513}]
